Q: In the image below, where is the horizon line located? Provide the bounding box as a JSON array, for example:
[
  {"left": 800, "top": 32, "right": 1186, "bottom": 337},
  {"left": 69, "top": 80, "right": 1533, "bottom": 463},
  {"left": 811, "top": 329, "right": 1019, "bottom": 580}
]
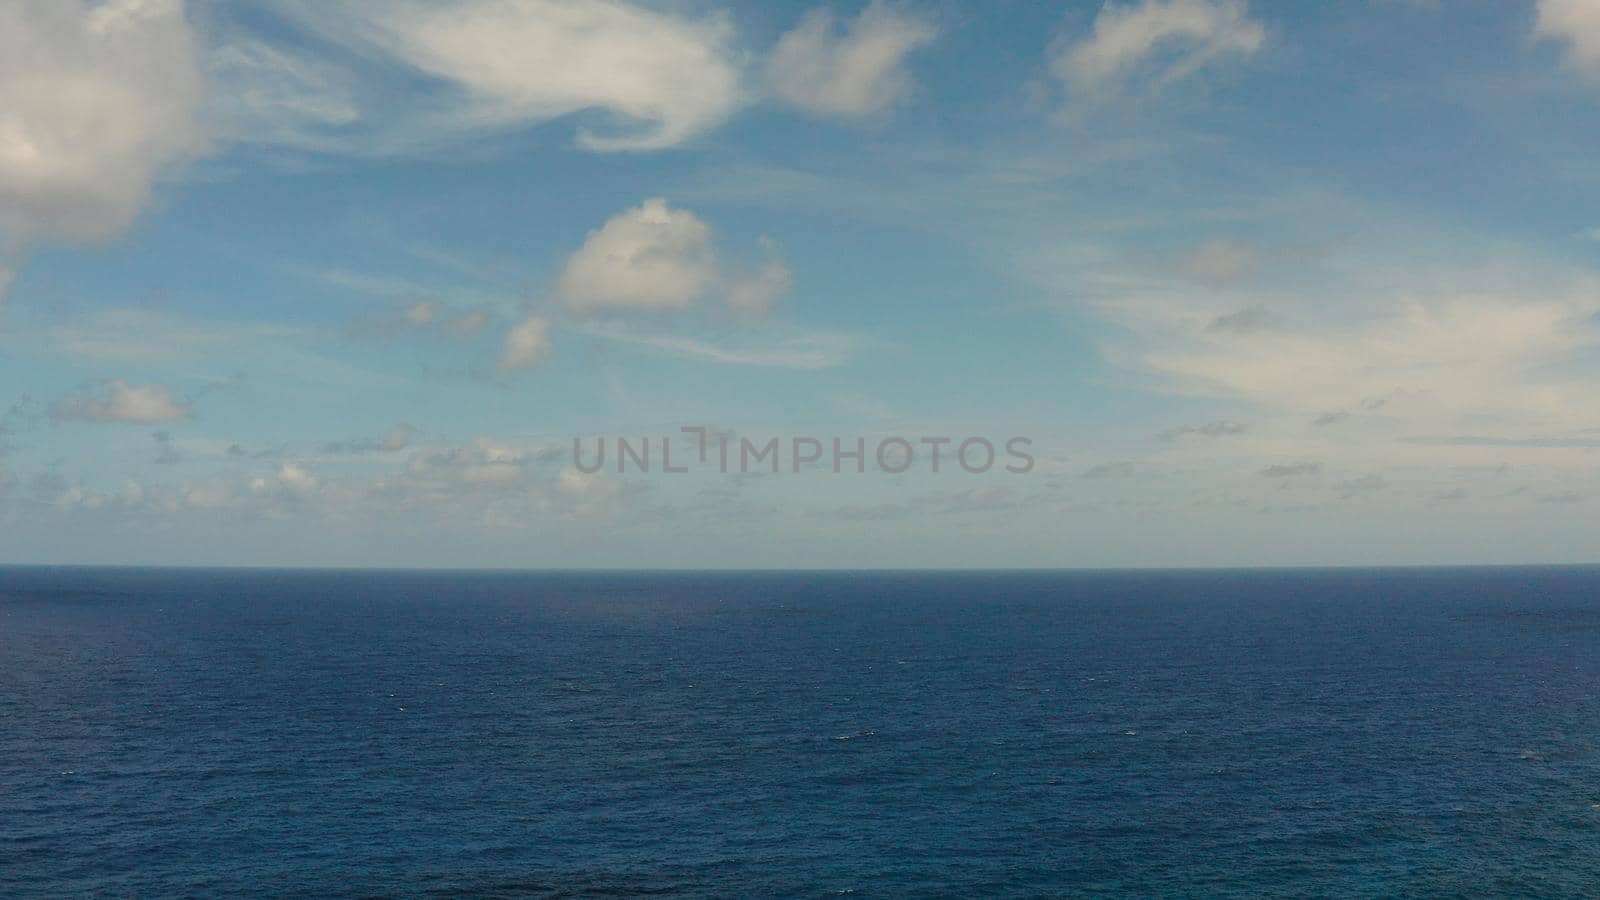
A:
[{"left": 3, "top": 562, "right": 1599, "bottom": 576}]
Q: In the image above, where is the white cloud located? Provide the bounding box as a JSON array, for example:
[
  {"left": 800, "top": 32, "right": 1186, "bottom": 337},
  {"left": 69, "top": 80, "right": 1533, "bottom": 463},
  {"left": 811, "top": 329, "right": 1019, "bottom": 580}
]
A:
[
  {"left": 20, "top": 308, "right": 303, "bottom": 363},
  {"left": 559, "top": 198, "right": 718, "bottom": 312},
  {"left": 285, "top": 0, "right": 743, "bottom": 152},
  {"left": 1050, "top": 0, "right": 1264, "bottom": 104},
  {"left": 558, "top": 466, "right": 602, "bottom": 497},
  {"left": 357, "top": 299, "right": 493, "bottom": 341},
  {"left": 558, "top": 198, "right": 793, "bottom": 316},
  {"left": 0, "top": 0, "right": 208, "bottom": 246},
  {"left": 204, "top": 38, "right": 364, "bottom": 151},
  {"left": 15, "top": 432, "right": 643, "bottom": 534},
  {"left": 766, "top": 1, "right": 938, "bottom": 119},
  {"left": 992, "top": 186, "right": 1600, "bottom": 475},
  {"left": 405, "top": 437, "right": 532, "bottom": 487},
  {"left": 726, "top": 258, "right": 795, "bottom": 320},
  {"left": 499, "top": 315, "right": 553, "bottom": 372},
  {"left": 403, "top": 299, "right": 490, "bottom": 336},
  {"left": 182, "top": 481, "right": 236, "bottom": 511},
  {"left": 277, "top": 461, "right": 319, "bottom": 495},
  {"left": 555, "top": 465, "right": 624, "bottom": 516},
  {"left": 54, "top": 380, "right": 193, "bottom": 424},
  {"left": 1113, "top": 277, "right": 1600, "bottom": 431},
  {"left": 576, "top": 323, "right": 854, "bottom": 369},
  {"left": 1537, "top": 0, "right": 1600, "bottom": 81}
]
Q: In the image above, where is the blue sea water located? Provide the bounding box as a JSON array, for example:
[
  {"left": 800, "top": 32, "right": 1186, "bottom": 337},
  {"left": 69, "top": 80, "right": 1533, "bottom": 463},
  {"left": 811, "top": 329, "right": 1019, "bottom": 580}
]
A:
[{"left": 3, "top": 567, "right": 1600, "bottom": 897}]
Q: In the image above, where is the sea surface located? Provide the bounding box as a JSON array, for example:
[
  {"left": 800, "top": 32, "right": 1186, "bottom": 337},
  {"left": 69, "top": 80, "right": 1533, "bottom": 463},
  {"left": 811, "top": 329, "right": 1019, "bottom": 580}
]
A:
[{"left": 3, "top": 567, "right": 1600, "bottom": 897}]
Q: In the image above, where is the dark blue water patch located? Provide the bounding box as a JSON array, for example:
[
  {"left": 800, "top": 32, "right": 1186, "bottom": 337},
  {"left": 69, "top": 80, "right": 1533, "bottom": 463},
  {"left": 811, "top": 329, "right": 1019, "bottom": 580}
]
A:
[{"left": 3, "top": 567, "right": 1600, "bottom": 896}]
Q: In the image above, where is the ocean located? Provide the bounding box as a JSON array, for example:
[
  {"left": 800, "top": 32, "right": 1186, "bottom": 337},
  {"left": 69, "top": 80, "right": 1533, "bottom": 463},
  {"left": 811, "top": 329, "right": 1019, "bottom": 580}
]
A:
[{"left": 2, "top": 567, "right": 1599, "bottom": 896}]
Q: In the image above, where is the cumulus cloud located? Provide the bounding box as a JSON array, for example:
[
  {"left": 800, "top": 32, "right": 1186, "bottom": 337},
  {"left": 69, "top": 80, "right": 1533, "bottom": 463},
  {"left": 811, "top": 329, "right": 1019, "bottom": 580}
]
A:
[
  {"left": 391, "top": 438, "right": 627, "bottom": 521},
  {"left": 0, "top": 0, "right": 208, "bottom": 246},
  {"left": 54, "top": 380, "right": 192, "bottom": 424},
  {"left": 405, "top": 437, "right": 535, "bottom": 488},
  {"left": 277, "top": 461, "right": 319, "bottom": 495},
  {"left": 499, "top": 315, "right": 553, "bottom": 372},
  {"left": 557, "top": 198, "right": 792, "bottom": 316},
  {"left": 559, "top": 199, "right": 718, "bottom": 312},
  {"left": 555, "top": 465, "right": 625, "bottom": 516},
  {"left": 1536, "top": 0, "right": 1600, "bottom": 81},
  {"left": 1051, "top": 0, "right": 1265, "bottom": 105},
  {"left": 766, "top": 1, "right": 938, "bottom": 119},
  {"left": 17, "top": 431, "right": 646, "bottom": 532},
  {"left": 724, "top": 256, "right": 794, "bottom": 320},
  {"left": 279, "top": 0, "right": 743, "bottom": 152}
]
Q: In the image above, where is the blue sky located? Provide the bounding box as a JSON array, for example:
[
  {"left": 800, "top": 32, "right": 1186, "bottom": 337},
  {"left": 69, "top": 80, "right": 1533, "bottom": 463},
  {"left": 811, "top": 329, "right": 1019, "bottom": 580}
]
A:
[{"left": 3, "top": 0, "right": 1600, "bottom": 568}]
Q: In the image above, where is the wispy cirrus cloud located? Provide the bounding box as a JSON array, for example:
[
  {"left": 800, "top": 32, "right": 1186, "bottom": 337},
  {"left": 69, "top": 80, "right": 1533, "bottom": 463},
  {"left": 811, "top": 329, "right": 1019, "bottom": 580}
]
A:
[
  {"left": 19, "top": 309, "right": 305, "bottom": 364},
  {"left": 1161, "top": 420, "right": 1248, "bottom": 440},
  {"left": 230, "top": 0, "right": 744, "bottom": 154},
  {"left": 1050, "top": 0, "right": 1265, "bottom": 109},
  {"left": 574, "top": 322, "right": 856, "bottom": 370},
  {"left": 766, "top": 1, "right": 938, "bottom": 119},
  {"left": 1135, "top": 286, "right": 1600, "bottom": 425}
]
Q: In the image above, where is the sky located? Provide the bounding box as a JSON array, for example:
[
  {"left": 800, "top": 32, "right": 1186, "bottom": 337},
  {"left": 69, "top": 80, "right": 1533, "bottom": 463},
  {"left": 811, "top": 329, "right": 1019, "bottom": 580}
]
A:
[{"left": 3, "top": 0, "right": 1600, "bottom": 569}]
